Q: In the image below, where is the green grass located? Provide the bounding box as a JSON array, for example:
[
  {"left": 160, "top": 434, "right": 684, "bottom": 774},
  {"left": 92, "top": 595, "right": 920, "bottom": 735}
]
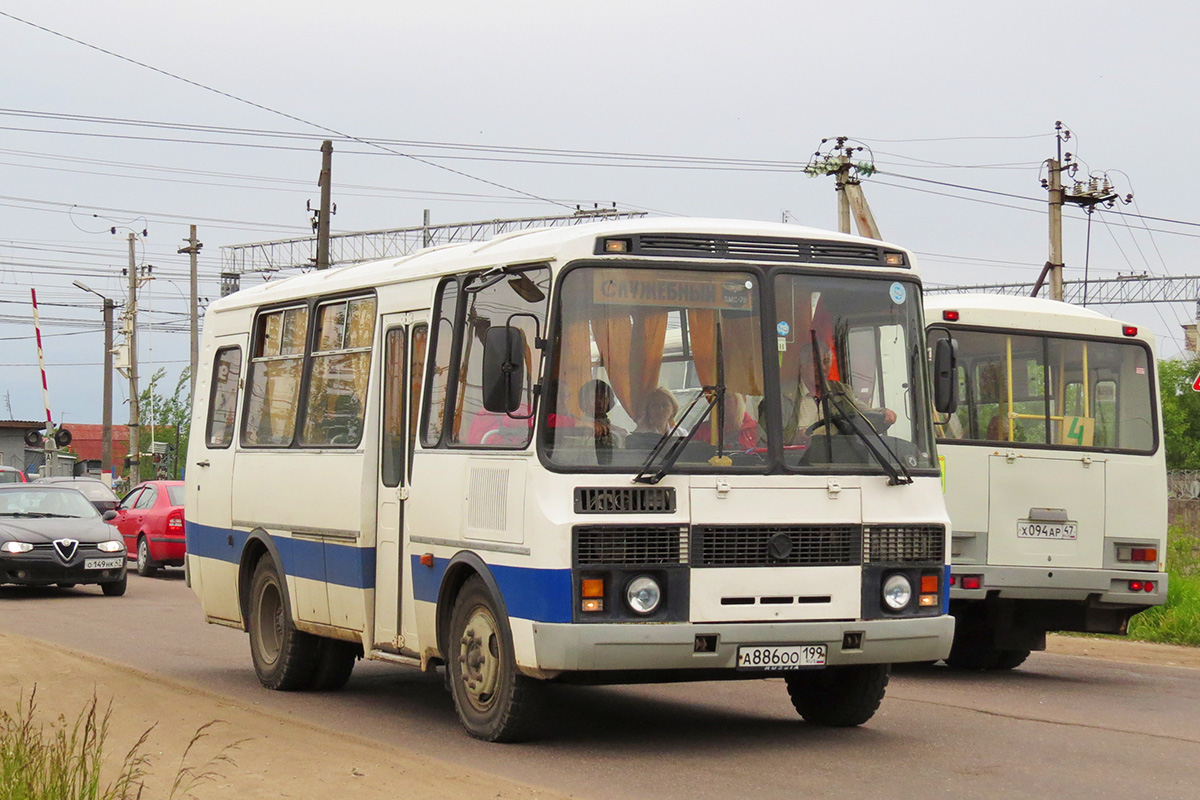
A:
[
  {"left": 0, "top": 687, "right": 241, "bottom": 800},
  {"left": 1124, "top": 525, "right": 1200, "bottom": 646}
]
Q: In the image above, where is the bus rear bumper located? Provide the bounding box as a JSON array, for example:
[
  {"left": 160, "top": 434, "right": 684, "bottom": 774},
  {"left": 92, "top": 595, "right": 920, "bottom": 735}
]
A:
[
  {"left": 525, "top": 615, "right": 954, "bottom": 675},
  {"left": 949, "top": 565, "right": 1167, "bottom": 606}
]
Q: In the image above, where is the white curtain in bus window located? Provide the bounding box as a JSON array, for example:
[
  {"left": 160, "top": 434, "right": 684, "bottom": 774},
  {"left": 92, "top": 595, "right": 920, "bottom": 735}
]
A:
[
  {"left": 301, "top": 296, "right": 377, "bottom": 446},
  {"left": 243, "top": 306, "right": 309, "bottom": 446},
  {"left": 206, "top": 346, "right": 242, "bottom": 447},
  {"left": 449, "top": 267, "right": 549, "bottom": 447}
]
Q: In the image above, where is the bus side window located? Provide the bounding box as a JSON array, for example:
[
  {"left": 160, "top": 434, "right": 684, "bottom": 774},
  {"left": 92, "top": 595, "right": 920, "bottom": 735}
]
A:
[
  {"left": 449, "top": 266, "right": 550, "bottom": 448},
  {"left": 301, "top": 295, "right": 377, "bottom": 447},
  {"left": 408, "top": 323, "right": 427, "bottom": 479},
  {"left": 422, "top": 280, "right": 459, "bottom": 448},
  {"left": 243, "top": 305, "right": 308, "bottom": 447},
  {"left": 206, "top": 346, "right": 242, "bottom": 448}
]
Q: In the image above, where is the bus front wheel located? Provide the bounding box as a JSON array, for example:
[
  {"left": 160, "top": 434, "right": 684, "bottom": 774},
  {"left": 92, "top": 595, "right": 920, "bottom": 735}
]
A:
[
  {"left": 248, "top": 558, "right": 318, "bottom": 691},
  {"left": 784, "top": 664, "right": 890, "bottom": 727},
  {"left": 447, "top": 575, "right": 541, "bottom": 742}
]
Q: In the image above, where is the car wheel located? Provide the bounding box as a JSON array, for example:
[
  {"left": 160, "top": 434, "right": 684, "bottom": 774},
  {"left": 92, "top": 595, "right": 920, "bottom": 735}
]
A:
[
  {"left": 447, "top": 575, "right": 542, "bottom": 742},
  {"left": 247, "top": 557, "right": 318, "bottom": 691},
  {"left": 136, "top": 536, "right": 158, "bottom": 577},
  {"left": 101, "top": 575, "right": 127, "bottom": 597}
]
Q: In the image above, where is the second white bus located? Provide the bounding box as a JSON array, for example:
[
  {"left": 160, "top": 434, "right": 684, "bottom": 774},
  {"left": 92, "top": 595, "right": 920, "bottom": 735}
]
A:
[{"left": 926, "top": 294, "right": 1167, "bottom": 669}]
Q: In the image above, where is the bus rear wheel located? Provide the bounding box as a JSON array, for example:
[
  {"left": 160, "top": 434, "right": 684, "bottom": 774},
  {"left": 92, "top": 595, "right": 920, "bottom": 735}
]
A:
[
  {"left": 248, "top": 558, "right": 318, "bottom": 691},
  {"left": 447, "top": 576, "right": 541, "bottom": 742},
  {"left": 784, "top": 664, "right": 889, "bottom": 727}
]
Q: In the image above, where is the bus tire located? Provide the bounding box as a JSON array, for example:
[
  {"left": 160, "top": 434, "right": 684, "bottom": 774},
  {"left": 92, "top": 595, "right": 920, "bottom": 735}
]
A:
[
  {"left": 311, "top": 638, "right": 358, "bottom": 691},
  {"left": 944, "top": 624, "right": 1001, "bottom": 670},
  {"left": 989, "top": 649, "right": 1031, "bottom": 671},
  {"left": 784, "top": 664, "right": 889, "bottom": 727},
  {"left": 248, "top": 557, "right": 318, "bottom": 691},
  {"left": 447, "top": 575, "right": 541, "bottom": 742}
]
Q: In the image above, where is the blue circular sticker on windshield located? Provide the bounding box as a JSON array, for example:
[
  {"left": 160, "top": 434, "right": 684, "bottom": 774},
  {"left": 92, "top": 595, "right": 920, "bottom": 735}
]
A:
[
  {"left": 889, "top": 282, "right": 907, "bottom": 305},
  {"left": 776, "top": 321, "right": 790, "bottom": 336}
]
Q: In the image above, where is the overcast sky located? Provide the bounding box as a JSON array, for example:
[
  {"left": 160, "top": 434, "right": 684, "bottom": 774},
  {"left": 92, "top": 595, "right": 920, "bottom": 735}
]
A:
[{"left": 1, "top": 1, "right": 1197, "bottom": 435}]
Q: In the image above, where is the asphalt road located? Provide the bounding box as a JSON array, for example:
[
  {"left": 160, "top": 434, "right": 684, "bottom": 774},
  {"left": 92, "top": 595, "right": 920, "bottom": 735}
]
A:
[{"left": 1, "top": 572, "right": 1197, "bottom": 800}]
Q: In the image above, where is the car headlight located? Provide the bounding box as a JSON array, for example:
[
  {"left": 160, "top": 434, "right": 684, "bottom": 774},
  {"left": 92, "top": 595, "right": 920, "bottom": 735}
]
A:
[
  {"left": 1, "top": 541, "right": 33, "bottom": 554},
  {"left": 626, "top": 576, "right": 662, "bottom": 615},
  {"left": 882, "top": 574, "right": 913, "bottom": 610},
  {"left": 96, "top": 540, "right": 125, "bottom": 553}
]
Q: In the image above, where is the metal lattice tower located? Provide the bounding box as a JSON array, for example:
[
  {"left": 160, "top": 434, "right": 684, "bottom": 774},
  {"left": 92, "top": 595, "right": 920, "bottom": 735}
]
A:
[
  {"left": 219, "top": 209, "right": 647, "bottom": 295},
  {"left": 925, "top": 273, "right": 1200, "bottom": 305}
]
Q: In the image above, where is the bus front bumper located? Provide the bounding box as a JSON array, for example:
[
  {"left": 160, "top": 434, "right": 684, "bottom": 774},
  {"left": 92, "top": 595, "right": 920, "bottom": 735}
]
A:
[
  {"left": 526, "top": 615, "right": 954, "bottom": 674},
  {"left": 949, "top": 565, "right": 1167, "bottom": 606}
]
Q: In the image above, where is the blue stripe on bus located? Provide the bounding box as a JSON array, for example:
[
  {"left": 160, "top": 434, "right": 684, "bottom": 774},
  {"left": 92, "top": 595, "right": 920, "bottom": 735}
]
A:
[
  {"left": 185, "top": 521, "right": 375, "bottom": 589},
  {"left": 410, "top": 555, "right": 572, "bottom": 624},
  {"left": 186, "top": 522, "right": 571, "bottom": 620}
]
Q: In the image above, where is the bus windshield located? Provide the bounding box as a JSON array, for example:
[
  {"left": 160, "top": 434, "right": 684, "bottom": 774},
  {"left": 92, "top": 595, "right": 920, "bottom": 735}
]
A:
[
  {"left": 929, "top": 328, "right": 1156, "bottom": 452},
  {"left": 541, "top": 264, "right": 935, "bottom": 474}
]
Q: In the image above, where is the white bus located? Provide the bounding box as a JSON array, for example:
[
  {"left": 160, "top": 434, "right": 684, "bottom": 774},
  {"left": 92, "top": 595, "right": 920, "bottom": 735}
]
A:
[
  {"left": 186, "top": 218, "right": 955, "bottom": 741},
  {"left": 926, "top": 294, "right": 1167, "bottom": 670}
]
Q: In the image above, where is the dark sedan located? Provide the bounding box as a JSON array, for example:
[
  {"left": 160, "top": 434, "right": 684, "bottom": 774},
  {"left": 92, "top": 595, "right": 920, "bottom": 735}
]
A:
[
  {"left": 35, "top": 476, "right": 119, "bottom": 514},
  {"left": 0, "top": 485, "right": 127, "bottom": 596}
]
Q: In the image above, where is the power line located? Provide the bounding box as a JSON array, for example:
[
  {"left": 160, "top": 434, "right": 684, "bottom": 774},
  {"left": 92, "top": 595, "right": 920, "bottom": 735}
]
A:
[{"left": 0, "top": 11, "right": 568, "bottom": 210}]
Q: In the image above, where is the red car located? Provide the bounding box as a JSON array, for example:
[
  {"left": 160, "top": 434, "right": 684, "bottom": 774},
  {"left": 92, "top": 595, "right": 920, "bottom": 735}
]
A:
[{"left": 111, "top": 480, "right": 185, "bottom": 576}]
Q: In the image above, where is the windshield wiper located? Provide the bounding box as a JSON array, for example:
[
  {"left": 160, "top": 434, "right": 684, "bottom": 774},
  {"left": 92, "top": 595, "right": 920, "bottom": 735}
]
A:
[
  {"left": 826, "top": 384, "right": 913, "bottom": 486},
  {"left": 632, "top": 390, "right": 718, "bottom": 484},
  {"left": 808, "top": 331, "right": 910, "bottom": 486},
  {"left": 633, "top": 322, "right": 730, "bottom": 484}
]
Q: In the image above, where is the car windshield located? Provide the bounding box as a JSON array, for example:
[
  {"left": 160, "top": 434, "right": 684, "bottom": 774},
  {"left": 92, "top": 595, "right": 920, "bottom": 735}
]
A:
[
  {"left": 0, "top": 487, "right": 100, "bottom": 518},
  {"left": 45, "top": 481, "right": 117, "bottom": 502},
  {"left": 541, "top": 264, "right": 936, "bottom": 475},
  {"left": 167, "top": 485, "right": 184, "bottom": 505}
]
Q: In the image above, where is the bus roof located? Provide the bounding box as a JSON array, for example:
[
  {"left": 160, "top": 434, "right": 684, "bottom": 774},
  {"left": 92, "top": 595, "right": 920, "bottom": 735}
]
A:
[
  {"left": 211, "top": 217, "right": 917, "bottom": 313},
  {"left": 925, "top": 292, "right": 1154, "bottom": 345}
]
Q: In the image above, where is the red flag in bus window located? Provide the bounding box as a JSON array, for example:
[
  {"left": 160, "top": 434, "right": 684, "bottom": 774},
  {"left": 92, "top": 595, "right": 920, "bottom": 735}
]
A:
[{"left": 1193, "top": 371, "right": 1200, "bottom": 392}]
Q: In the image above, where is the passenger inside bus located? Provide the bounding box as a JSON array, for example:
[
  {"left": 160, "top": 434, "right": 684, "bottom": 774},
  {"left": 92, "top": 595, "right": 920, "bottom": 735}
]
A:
[
  {"left": 634, "top": 387, "right": 679, "bottom": 436},
  {"left": 578, "top": 378, "right": 627, "bottom": 450}
]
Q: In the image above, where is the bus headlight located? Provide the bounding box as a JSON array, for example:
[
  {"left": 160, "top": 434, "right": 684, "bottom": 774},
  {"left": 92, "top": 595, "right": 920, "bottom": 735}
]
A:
[
  {"left": 882, "top": 574, "right": 912, "bottom": 610},
  {"left": 626, "top": 576, "right": 661, "bottom": 615}
]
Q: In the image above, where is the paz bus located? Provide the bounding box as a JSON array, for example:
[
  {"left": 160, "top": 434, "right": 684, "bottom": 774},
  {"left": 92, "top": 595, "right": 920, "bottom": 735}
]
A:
[
  {"left": 186, "top": 218, "right": 955, "bottom": 741},
  {"left": 926, "top": 294, "right": 1167, "bottom": 670}
]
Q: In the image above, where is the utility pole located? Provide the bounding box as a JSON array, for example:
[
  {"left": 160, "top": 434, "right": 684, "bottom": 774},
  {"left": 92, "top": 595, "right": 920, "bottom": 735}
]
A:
[
  {"left": 101, "top": 297, "right": 114, "bottom": 477},
  {"left": 806, "top": 137, "right": 882, "bottom": 240},
  {"left": 1034, "top": 122, "right": 1132, "bottom": 303},
  {"left": 315, "top": 140, "right": 333, "bottom": 270},
  {"left": 126, "top": 233, "right": 140, "bottom": 484},
  {"left": 423, "top": 209, "right": 432, "bottom": 248},
  {"left": 177, "top": 225, "right": 203, "bottom": 395}
]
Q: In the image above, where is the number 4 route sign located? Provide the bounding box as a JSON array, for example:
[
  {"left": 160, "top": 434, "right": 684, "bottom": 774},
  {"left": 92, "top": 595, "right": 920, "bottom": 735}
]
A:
[{"left": 1194, "top": 371, "right": 1200, "bottom": 392}]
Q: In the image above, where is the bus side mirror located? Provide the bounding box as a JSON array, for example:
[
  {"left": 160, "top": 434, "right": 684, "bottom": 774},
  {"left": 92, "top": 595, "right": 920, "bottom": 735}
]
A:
[
  {"left": 933, "top": 337, "right": 958, "bottom": 414},
  {"left": 482, "top": 326, "right": 525, "bottom": 413}
]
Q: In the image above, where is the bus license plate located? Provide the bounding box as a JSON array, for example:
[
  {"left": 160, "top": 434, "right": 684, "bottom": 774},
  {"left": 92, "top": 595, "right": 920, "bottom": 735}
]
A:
[
  {"left": 736, "top": 644, "right": 827, "bottom": 671},
  {"left": 84, "top": 557, "right": 124, "bottom": 570},
  {"left": 1017, "top": 521, "right": 1077, "bottom": 540}
]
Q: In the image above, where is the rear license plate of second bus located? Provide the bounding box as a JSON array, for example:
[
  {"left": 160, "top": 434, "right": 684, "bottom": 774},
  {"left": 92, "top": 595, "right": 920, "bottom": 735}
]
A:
[
  {"left": 1017, "top": 521, "right": 1077, "bottom": 540},
  {"left": 736, "top": 644, "right": 826, "bottom": 671}
]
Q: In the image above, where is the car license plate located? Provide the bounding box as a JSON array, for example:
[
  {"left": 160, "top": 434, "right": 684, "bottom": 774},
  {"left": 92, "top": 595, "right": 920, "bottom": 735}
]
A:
[
  {"left": 84, "top": 557, "right": 124, "bottom": 570},
  {"left": 1017, "top": 520, "right": 1077, "bottom": 540},
  {"left": 736, "top": 644, "right": 827, "bottom": 671}
]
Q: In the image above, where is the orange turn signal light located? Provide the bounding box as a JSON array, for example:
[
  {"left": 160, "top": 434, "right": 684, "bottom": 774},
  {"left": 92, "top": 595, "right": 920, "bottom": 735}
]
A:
[
  {"left": 581, "top": 578, "right": 605, "bottom": 598},
  {"left": 920, "top": 575, "right": 939, "bottom": 594}
]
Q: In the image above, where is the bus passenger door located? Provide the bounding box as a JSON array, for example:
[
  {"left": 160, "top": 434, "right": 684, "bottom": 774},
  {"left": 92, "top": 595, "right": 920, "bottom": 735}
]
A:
[
  {"left": 373, "top": 315, "right": 425, "bottom": 650},
  {"left": 190, "top": 334, "right": 246, "bottom": 624}
]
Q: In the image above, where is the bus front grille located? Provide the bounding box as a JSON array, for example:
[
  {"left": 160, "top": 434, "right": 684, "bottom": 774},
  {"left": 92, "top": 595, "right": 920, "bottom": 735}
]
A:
[
  {"left": 574, "top": 487, "right": 676, "bottom": 514},
  {"left": 574, "top": 525, "right": 688, "bottom": 566},
  {"left": 863, "top": 525, "right": 945, "bottom": 563},
  {"left": 691, "top": 524, "right": 862, "bottom": 568}
]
